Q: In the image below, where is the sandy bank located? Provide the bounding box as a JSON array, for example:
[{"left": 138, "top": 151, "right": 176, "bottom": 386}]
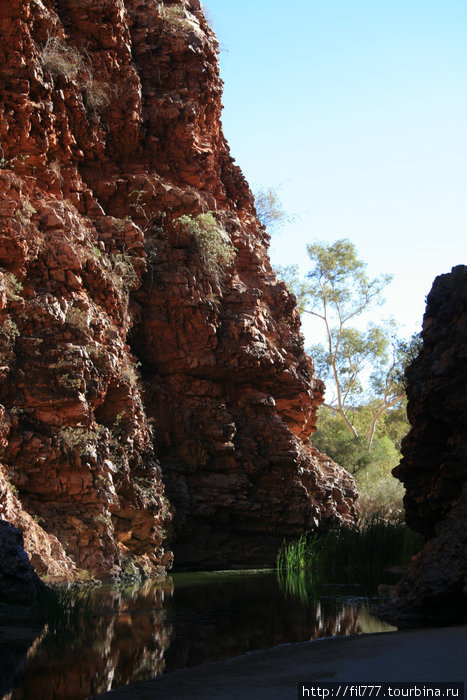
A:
[{"left": 92, "top": 625, "right": 466, "bottom": 700}]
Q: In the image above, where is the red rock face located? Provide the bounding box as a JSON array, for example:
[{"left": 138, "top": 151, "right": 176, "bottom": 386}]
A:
[
  {"left": 391, "top": 265, "right": 467, "bottom": 619},
  {"left": 0, "top": 0, "right": 356, "bottom": 577}
]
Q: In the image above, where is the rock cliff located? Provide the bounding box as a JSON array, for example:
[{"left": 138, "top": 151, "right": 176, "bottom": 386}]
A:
[
  {"left": 391, "top": 265, "right": 467, "bottom": 621},
  {"left": 0, "top": 0, "right": 356, "bottom": 578},
  {"left": 0, "top": 520, "right": 46, "bottom": 603}
]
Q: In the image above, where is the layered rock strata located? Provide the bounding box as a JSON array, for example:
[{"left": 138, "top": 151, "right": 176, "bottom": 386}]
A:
[
  {"left": 0, "top": 0, "right": 356, "bottom": 577},
  {"left": 391, "top": 265, "right": 467, "bottom": 620}
]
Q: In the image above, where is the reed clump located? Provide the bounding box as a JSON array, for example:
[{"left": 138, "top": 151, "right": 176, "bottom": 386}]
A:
[
  {"left": 38, "top": 584, "right": 97, "bottom": 639},
  {"left": 277, "top": 513, "right": 423, "bottom": 574}
]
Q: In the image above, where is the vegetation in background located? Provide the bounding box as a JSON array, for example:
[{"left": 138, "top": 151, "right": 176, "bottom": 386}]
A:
[
  {"left": 313, "top": 403, "right": 409, "bottom": 517},
  {"left": 275, "top": 239, "right": 422, "bottom": 517},
  {"left": 276, "top": 240, "right": 411, "bottom": 443},
  {"left": 254, "top": 186, "right": 290, "bottom": 230}
]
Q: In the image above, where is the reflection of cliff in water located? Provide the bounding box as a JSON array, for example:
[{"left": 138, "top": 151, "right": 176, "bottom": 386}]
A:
[
  {"left": 4, "top": 579, "right": 173, "bottom": 700},
  {"left": 3, "top": 572, "right": 395, "bottom": 699},
  {"left": 162, "top": 571, "right": 395, "bottom": 672}
]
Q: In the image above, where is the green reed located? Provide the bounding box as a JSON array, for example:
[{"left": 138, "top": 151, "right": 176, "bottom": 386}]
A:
[{"left": 277, "top": 513, "right": 423, "bottom": 574}]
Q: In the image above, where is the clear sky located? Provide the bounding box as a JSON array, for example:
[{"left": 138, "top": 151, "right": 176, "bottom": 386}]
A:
[{"left": 203, "top": 0, "right": 467, "bottom": 345}]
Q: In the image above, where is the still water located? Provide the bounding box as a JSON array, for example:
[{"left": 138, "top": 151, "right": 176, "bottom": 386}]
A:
[{"left": 2, "top": 570, "right": 396, "bottom": 699}]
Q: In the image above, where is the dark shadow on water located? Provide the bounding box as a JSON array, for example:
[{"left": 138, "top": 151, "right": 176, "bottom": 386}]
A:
[{"left": 1, "top": 570, "right": 396, "bottom": 699}]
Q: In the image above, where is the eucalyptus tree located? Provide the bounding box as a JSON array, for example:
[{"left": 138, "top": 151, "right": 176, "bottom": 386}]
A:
[{"left": 275, "top": 239, "right": 414, "bottom": 449}]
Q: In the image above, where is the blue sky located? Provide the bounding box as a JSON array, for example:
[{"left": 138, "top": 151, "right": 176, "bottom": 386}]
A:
[{"left": 203, "top": 0, "right": 467, "bottom": 344}]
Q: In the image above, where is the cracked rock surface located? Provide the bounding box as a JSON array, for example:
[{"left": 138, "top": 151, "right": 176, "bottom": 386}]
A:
[{"left": 0, "top": 0, "right": 356, "bottom": 577}]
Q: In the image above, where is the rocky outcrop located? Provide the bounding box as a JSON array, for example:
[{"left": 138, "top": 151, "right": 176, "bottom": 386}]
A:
[
  {"left": 390, "top": 265, "right": 467, "bottom": 621},
  {"left": 0, "top": 520, "right": 46, "bottom": 604},
  {"left": 0, "top": 0, "right": 356, "bottom": 578}
]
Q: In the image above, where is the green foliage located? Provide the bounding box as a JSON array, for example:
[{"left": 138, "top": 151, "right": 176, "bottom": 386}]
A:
[
  {"left": 178, "top": 212, "right": 235, "bottom": 278},
  {"left": 0, "top": 143, "right": 29, "bottom": 170},
  {"left": 312, "top": 407, "right": 372, "bottom": 474},
  {"left": 381, "top": 401, "right": 411, "bottom": 450},
  {"left": 0, "top": 317, "right": 20, "bottom": 363},
  {"left": 277, "top": 513, "right": 423, "bottom": 574},
  {"left": 356, "top": 460, "right": 406, "bottom": 520},
  {"left": 277, "top": 533, "right": 319, "bottom": 572},
  {"left": 254, "top": 187, "right": 289, "bottom": 230},
  {"left": 274, "top": 264, "right": 309, "bottom": 313},
  {"left": 393, "top": 333, "right": 423, "bottom": 389},
  {"left": 1, "top": 271, "right": 23, "bottom": 300},
  {"left": 310, "top": 321, "right": 402, "bottom": 407},
  {"left": 275, "top": 239, "right": 410, "bottom": 447},
  {"left": 0, "top": 318, "right": 20, "bottom": 341},
  {"left": 94, "top": 512, "right": 111, "bottom": 527},
  {"left": 312, "top": 404, "right": 408, "bottom": 517},
  {"left": 59, "top": 425, "right": 106, "bottom": 456},
  {"left": 16, "top": 200, "right": 37, "bottom": 224},
  {"left": 58, "top": 373, "right": 83, "bottom": 391},
  {"left": 302, "top": 237, "right": 392, "bottom": 346}
]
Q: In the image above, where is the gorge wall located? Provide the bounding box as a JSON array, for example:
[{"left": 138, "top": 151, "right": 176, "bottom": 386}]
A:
[
  {"left": 391, "top": 265, "right": 467, "bottom": 621},
  {"left": 0, "top": 0, "right": 357, "bottom": 579}
]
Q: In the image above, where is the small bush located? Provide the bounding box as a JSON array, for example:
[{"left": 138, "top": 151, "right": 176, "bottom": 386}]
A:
[
  {"left": 59, "top": 425, "right": 106, "bottom": 457},
  {"left": 178, "top": 212, "right": 235, "bottom": 279},
  {"left": 0, "top": 143, "right": 29, "bottom": 170},
  {"left": 159, "top": 4, "right": 190, "bottom": 31},
  {"left": 41, "top": 37, "right": 83, "bottom": 80},
  {"left": 1, "top": 272, "right": 23, "bottom": 300},
  {"left": 16, "top": 200, "right": 37, "bottom": 223},
  {"left": 82, "top": 77, "right": 111, "bottom": 112},
  {"left": 109, "top": 252, "right": 139, "bottom": 291},
  {"left": 66, "top": 308, "right": 90, "bottom": 332},
  {"left": 254, "top": 186, "right": 289, "bottom": 229},
  {"left": 120, "top": 359, "right": 141, "bottom": 387},
  {"left": 58, "top": 373, "right": 83, "bottom": 392},
  {"left": 41, "top": 38, "right": 110, "bottom": 113},
  {"left": 0, "top": 318, "right": 20, "bottom": 342},
  {"left": 59, "top": 427, "right": 97, "bottom": 456}
]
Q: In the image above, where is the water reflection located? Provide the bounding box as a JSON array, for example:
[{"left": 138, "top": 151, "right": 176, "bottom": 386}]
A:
[
  {"left": 1, "top": 571, "right": 395, "bottom": 699},
  {"left": 2, "top": 580, "right": 173, "bottom": 700}
]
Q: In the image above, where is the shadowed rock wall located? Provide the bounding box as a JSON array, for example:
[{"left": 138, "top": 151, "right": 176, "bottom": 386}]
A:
[
  {"left": 391, "top": 265, "right": 467, "bottom": 620},
  {"left": 0, "top": 0, "right": 356, "bottom": 577}
]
